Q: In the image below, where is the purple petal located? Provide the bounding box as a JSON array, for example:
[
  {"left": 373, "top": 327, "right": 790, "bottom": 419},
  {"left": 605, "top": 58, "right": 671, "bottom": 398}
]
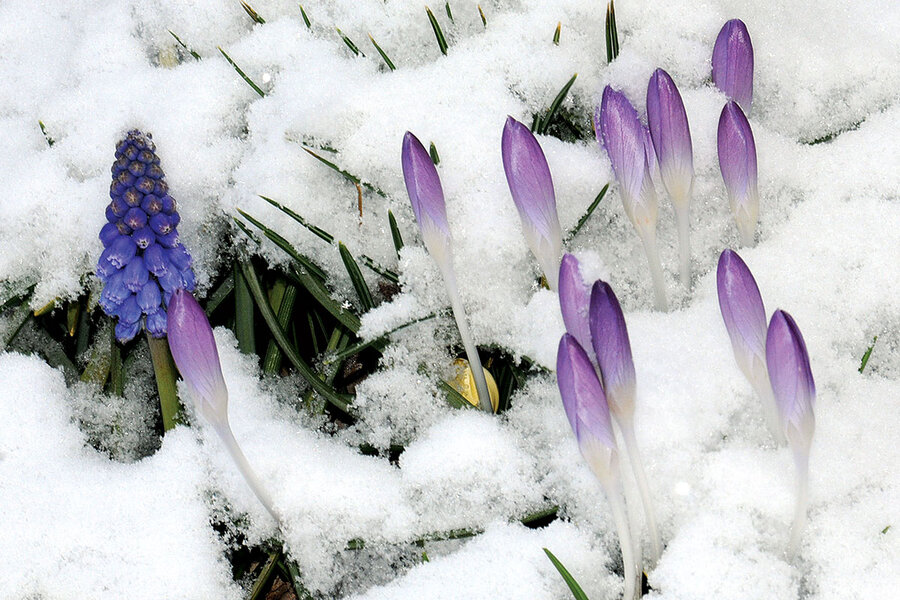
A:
[
  {"left": 766, "top": 310, "right": 815, "bottom": 449},
  {"left": 99, "top": 222, "right": 119, "bottom": 247},
  {"left": 117, "top": 295, "right": 142, "bottom": 324},
  {"left": 647, "top": 68, "right": 694, "bottom": 203},
  {"left": 137, "top": 280, "right": 162, "bottom": 314},
  {"left": 556, "top": 334, "right": 617, "bottom": 453},
  {"left": 115, "top": 319, "right": 141, "bottom": 343},
  {"left": 144, "top": 244, "right": 170, "bottom": 277},
  {"left": 717, "top": 249, "right": 766, "bottom": 375},
  {"left": 717, "top": 101, "right": 759, "bottom": 244},
  {"left": 596, "top": 86, "right": 647, "bottom": 204},
  {"left": 123, "top": 255, "right": 149, "bottom": 293},
  {"left": 167, "top": 289, "right": 229, "bottom": 423},
  {"left": 589, "top": 280, "right": 636, "bottom": 414},
  {"left": 712, "top": 19, "right": 754, "bottom": 111},
  {"left": 642, "top": 124, "right": 659, "bottom": 186},
  {"left": 402, "top": 132, "right": 451, "bottom": 254},
  {"left": 107, "top": 236, "right": 137, "bottom": 269},
  {"left": 558, "top": 253, "right": 593, "bottom": 359},
  {"left": 146, "top": 310, "right": 167, "bottom": 338}
]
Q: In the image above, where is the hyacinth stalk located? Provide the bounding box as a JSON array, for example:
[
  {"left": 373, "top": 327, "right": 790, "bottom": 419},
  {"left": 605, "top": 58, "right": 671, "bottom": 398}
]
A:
[
  {"left": 718, "top": 101, "right": 759, "bottom": 246},
  {"left": 402, "top": 131, "right": 492, "bottom": 412},
  {"left": 716, "top": 250, "right": 784, "bottom": 443},
  {"left": 556, "top": 334, "right": 640, "bottom": 600},
  {"left": 647, "top": 68, "right": 694, "bottom": 289},
  {"left": 167, "top": 289, "right": 282, "bottom": 525},
  {"left": 589, "top": 280, "right": 661, "bottom": 566},
  {"left": 766, "top": 309, "right": 816, "bottom": 558},
  {"left": 501, "top": 116, "right": 563, "bottom": 289},
  {"left": 597, "top": 86, "right": 667, "bottom": 311},
  {"left": 712, "top": 19, "right": 754, "bottom": 112}
]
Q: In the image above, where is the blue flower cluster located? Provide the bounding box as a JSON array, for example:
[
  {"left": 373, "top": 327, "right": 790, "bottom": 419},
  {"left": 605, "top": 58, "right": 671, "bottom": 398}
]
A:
[{"left": 97, "top": 130, "right": 195, "bottom": 342}]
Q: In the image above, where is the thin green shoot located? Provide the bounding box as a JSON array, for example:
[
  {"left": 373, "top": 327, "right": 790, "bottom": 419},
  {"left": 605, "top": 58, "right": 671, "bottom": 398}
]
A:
[
  {"left": 218, "top": 46, "right": 266, "bottom": 97},
  {"left": 425, "top": 6, "right": 449, "bottom": 55}
]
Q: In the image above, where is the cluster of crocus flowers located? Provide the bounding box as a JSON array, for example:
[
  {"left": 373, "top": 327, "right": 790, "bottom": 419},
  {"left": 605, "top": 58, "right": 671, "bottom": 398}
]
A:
[
  {"left": 716, "top": 249, "right": 815, "bottom": 556},
  {"left": 97, "top": 130, "right": 195, "bottom": 342},
  {"left": 167, "top": 289, "right": 282, "bottom": 525},
  {"left": 401, "top": 132, "right": 493, "bottom": 413},
  {"left": 557, "top": 253, "right": 660, "bottom": 592}
]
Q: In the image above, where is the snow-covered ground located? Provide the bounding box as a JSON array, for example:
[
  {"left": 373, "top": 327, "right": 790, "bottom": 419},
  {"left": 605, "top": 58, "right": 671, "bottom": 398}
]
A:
[{"left": 1, "top": 0, "right": 898, "bottom": 598}]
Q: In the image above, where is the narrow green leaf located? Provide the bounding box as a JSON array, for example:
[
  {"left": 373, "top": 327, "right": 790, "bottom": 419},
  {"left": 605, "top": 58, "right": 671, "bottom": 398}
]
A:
[
  {"left": 336, "top": 28, "right": 365, "bottom": 57},
  {"left": 281, "top": 560, "right": 315, "bottom": 600},
  {"left": 445, "top": 2, "right": 454, "bottom": 21},
  {"left": 325, "top": 312, "right": 436, "bottom": 364},
  {"left": 38, "top": 121, "right": 54, "bottom": 146},
  {"left": 339, "top": 243, "right": 375, "bottom": 312},
  {"left": 882, "top": 525, "right": 892, "bottom": 534},
  {"left": 566, "top": 183, "right": 609, "bottom": 240},
  {"left": 388, "top": 210, "right": 404, "bottom": 260},
  {"left": 605, "top": 0, "right": 619, "bottom": 63},
  {"left": 168, "top": 30, "right": 201, "bottom": 60},
  {"left": 536, "top": 73, "right": 577, "bottom": 135},
  {"left": 218, "top": 46, "right": 266, "bottom": 97},
  {"left": 263, "top": 281, "right": 297, "bottom": 374},
  {"left": 425, "top": 6, "right": 449, "bottom": 55},
  {"left": 859, "top": 335, "right": 877, "bottom": 373},
  {"left": 369, "top": 34, "right": 396, "bottom": 71},
  {"left": 248, "top": 549, "right": 280, "bottom": 600},
  {"left": 259, "top": 195, "right": 334, "bottom": 243},
  {"left": 2, "top": 303, "right": 31, "bottom": 348},
  {"left": 478, "top": 4, "right": 486, "bottom": 27},
  {"left": 610, "top": 0, "right": 619, "bottom": 57},
  {"left": 108, "top": 325, "right": 124, "bottom": 397},
  {"left": 553, "top": 22, "right": 561, "bottom": 45},
  {"left": 80, "top": 323, "right": 111, "bottom": 386},
  {"left": 543, "top": 548, "right": 591, "bottom": 600},
  {"left": 241, "top": 1, "right": 266, "bottom": 24},
  {"left": 298, "top": 4, "right": 311, "bottom": 28},
  {"left": 239, "top": 259, "right": 354, "bottom": 414},
  {"left": 234, "top": 263, "right": 256, "bottom": 354},
  {"left": 438, "top": 379, "right": 474, "bottom": 409},
  {"left": 300, "top": 147, "right": 387, "bottom": 197},
  {"left": 147, "top": 334, "right": 182, "bottom": 432},
  {"left": 429, "top": 142, "right": 440, "bottom": 165},
  {"left": 604, "top": 6, "right": 612, "bottom": 63},
  {"left": 204, "top": 275, "right": 235, "bottom": 315},
  {"left": 236, "top": 210, "right": 328, "bottom": 280}
]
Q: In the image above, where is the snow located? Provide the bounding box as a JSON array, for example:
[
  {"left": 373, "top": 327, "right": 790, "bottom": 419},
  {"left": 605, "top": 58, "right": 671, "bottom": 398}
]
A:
[{"left": 1, "top": 0, "right": 899, "bottom": 598}]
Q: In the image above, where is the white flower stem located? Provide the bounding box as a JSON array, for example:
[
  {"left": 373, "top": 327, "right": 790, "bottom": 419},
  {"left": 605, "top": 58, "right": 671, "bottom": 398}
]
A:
[
  {"left": 619, "top": 416, "right": 661, "bottom": 567},
  {"left": 788, "top": 452, "right": 809, "bottom": 559},
  {"left": 637, "top": 227, "right": 668, "bottom": 311},
  {"left": 673, "top": 203, "right": 691, "bottom": 290},
  {"left": 605, "top": 484, "right": 641, "bottom": 600},
  {"left": 214, "top": 421, "right": 283, "bottom": 527},
  {"left": 750, "top": 370, "right": 786, "bottom": 445}
]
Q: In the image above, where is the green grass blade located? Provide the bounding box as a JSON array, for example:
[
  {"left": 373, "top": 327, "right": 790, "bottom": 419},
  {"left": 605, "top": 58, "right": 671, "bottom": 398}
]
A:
[
  {"left": 298, "top": 4, "right": 311, "bottom": 28},
  {"left": 478, "top": 5, "right": 486, "bottom": 27},
  {"left": 241, "top": 1, "right": 266, "bottom": 24},
  {"left": 108, "top": 326, "right": 125, "bottom": 397},
  {"left": 339, "top": 243, "right": 375, "bottom": 312},
  {"left": 168, "top": 30, "right": 201, "bottom": 60},
  {"left": 236, "top": 210, "right": 328, "bottom": 280},
  {"left": 147, "top": 334, "right": 182, "bottom": 431},
  {"left": 553, "top": 22, "right": 561, "bottom": 45},
  {"left": 248, "top": 549, "right": 280, "bottom": 600},
  {"left": 81, "top": 323, "right": 112, "bottom": 386},
  {"left": 438, "top": 379, "right": 474, "bottom": 409},
  {"left": 301, "top": 147, "right": 387, "bottom": 197},
  {"left": 536, "top": 73, "right": 577, "bottom": 135},
  {"left": 38, "top": 121, "right": 54, "bottom": 146},
  {"left": 605, "top": 6, "right": 613, "bottom": 63},
  {"left": 368, "top": 34, "right": 396, "bottom": 71},
  {"left": 325, "top": 312, "right": 436, "bottom": 364},
  {"left": 429, "top": 142, "right": 440, "bottom": 165},
  {"left": 543, "top": 548, "right": 591, "bottom": 600},
  {"left": 218, "top": 46, "right": 266, "bottom": 97},
  {"left": 859, "top": 335, "right": 877, "bottom": 373},
  {"left": 263, "top": 281, "right": 298, "bottom": 374},
  {"left": 566, "top": 183, "right": 609, "bottom": 240},
  {"left": 336, "top": 28, "right": 365, "bottom": 57},
  {"left": 204, "top": 275, "right": 235, "bottom": 315},
  {"left": 234, "top": 263, "right": 256, "bottom": 354},
  {"left": 258, "top": 195, "right": 334, "bottom": 243},
  {"left": 610, "top": 0, "right": 619, "bottom": 57},
  {"left": 239, "top": 259, "right": 354, "bottom": 413},
  {"left": 425, "top": 6, "right": 449, "bottom": 55},
  {"left": 445, "top": 2, "right": 454, "bottom": 21},
  {"left": 388, "top": 210, "right": 404, "bottom": 259},
  {"left": 281, "top": 560, "right": 315, "bottom": 600}
]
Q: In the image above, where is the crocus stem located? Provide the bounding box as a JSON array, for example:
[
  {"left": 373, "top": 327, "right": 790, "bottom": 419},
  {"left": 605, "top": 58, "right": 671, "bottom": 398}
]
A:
[
  {"left": 441, "top": 264, "right": 492, "bottom": 412},
  {"left": 214, "top": 421, "right": 283, "bottom": 527},
  {"left": 147, "top": 334, "right": 181, "bottom": 431},
  {"left": 788, "top": 452, "right": 809, "bottom": 559},
  {"left": 605, "top": 484, "right": 640, "bottom": 600},
  {"left": 673, "top": 203, "right": 691, "bottom": 290},
  {"left": 619, "top": 416, "right": 661, "bottom": 567},
  {"left": 750, "top": 370, "right": 786, "bottom": 445},
  {"left": 637, "top": 227, "right": 668, "bottom": 311}
]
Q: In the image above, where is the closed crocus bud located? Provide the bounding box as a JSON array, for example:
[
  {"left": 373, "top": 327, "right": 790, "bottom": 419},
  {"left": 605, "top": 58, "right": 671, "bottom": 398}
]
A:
[
  {"left": 596, "top": 86, "right": 667, "bottom": 310},
  {"left": 712, "top": 19, "right": 754, "bottom": 111},
  {"left": 502, "top": 116, "right": 563, "bottom": 289},
  {"left": 589, "top": 280, "right": 636, "bottom": 419},
  {"left": 718, "top": 101, "right": 759, "bottom": 247},
  {"left": 402, "top": 131, "right": 451, "bottom": 265},
  {"left": 558, "top": 253, "right": 593, "bottom": 360}
]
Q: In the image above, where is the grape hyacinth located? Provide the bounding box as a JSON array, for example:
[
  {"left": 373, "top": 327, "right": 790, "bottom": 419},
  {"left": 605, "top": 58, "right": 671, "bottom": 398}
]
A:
[
  {"left": 97, "top": 130, "right": 195, "bottom": 342},
  {"left": 712, "top": 19, "right": 754, "bottom": 112},
  {"left": 718, "top": 101, "right": 759, "bottom": 246}
]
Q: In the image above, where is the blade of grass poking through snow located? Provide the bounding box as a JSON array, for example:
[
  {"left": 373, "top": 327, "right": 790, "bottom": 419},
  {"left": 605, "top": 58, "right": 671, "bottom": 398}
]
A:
[
  {"left": 388, "top": 210, "right": 404, "bottom": 259},
  {"left": 553, "top": 22, "right": 561, "bottom": 45},
  {"left": 204, "top": 276, "right": 235, "bottom": 315},
  {"left": 239, "top": 259, "right": 354, "bottom": 414},
  {"left": 147, "top": 334, "right": 181, "bottom": 431},
  {"left": 339, "top": 243, "right": 375, "bottom": 311},
  {"left": 258, "top": 196, "right": 334, "bottom": 243},
  {"left": 336, "top": 28, "right": 365, "bottom": 56},
  {"left": 325, "top": 312, "right": 437, "bottom": 364},
  {"left": 609, "top": 1, "right": 619, "bottom": 59},
  {"left": 38, "top": 121, "right": 54, "bottom": 146},
  {"left": 543, "top": 548, "right": 591, "bottom": 600},
  {"left": 248, "top": 549, "right": 280, "bottom": 600},
  {"left": 218, "top": 47, "right": 266, "bottom": 97},
  {"left": 859, "top": 335, "right": 877, "bottom": 373},
  {"left": 425, "top": 7, "right": 449, "bottom": 55},
  {"left": 429, "top": 142, "right": 440, "bottom": 165},
  {"left": 241, "top": 1, "right": 265, "bottom": 24},
  {"left": 534, "top": 73, "right": 577, "bottom": 135},
  {"left": 81, "top": 322, "right": 113, "bottom": 386},
  {"left": 445, "top": 2, "right": 454, "bottom": 21},
  {"left": 478, "top": 5, "right": 487, "bottom": 26},
  {"left": 169, "top": 30, "right": 201, "bottom": 60},
  {"left": 263, "top": 280, "right": 297, "bottom": 374},
  {"left": 281, "top": 560, "right": 315, "bottom": 600},
  {"left": 368, "top": 34, "right": 396, "bottom": 70},
  {"left": 566, "top": 183, "right": 609, "bottom": 241},
  {"left": 439, "top": 379, "right": 473, "bottom": 409},
  {"left": 298, "top": 4, "right": 311, "bottom": 28},
  {"left": 236, "top": 210, "right": 328, "bottom": 280},
  {"left": 234, "top": 264, "right": 256, "bottom": 354},
  {"left": 301, "top": 147, "right": 387, "bottom": 196}
]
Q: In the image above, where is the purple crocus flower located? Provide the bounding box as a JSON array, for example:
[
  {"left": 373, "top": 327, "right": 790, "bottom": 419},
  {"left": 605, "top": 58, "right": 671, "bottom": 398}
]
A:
[
  {"left": 502, "top": 116, "right": 563, "bottom": 289},
  {"left": 712, "top": 19, "right": 754, "bottom": 111},
  {"left": 557, "top": 253, "right": 593, "bottom": 361},
  {"left": 718, "top": 101, "right": 759, "bottom": 246},
  {"left": 596, "top": 86, "right": 667, "bottom": 310},
  {"left": 96, "top": 130, "right": 195, "bottom": 342},
  {"left": 647, "top": 68, "right": 694, "bottom": 288}
]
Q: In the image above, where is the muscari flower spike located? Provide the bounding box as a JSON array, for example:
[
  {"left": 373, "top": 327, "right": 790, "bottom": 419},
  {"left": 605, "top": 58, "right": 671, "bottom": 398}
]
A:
[
  {"left": 556, "top": 334, "right": 639, "bottom": 600},
  {"left": 712, "top": 19, "right": 754, "bottom": 112},
  {"left": 167, "top": 289, "right": 281, "bottom": 525},
  {"left": 402, "top": 131, "right": 493, "bottom": 413},
  {"left": 501, "top": 116, "right": 563, "bottom": 290},
  {"left": 590, "top": 279, "right": 661, "bottom": 565},
  {"left": 596, "top": 86, "right": 668, "bottom": 311},
  {"left": 97, "top": 130, "right": 195, "bottom": 342},
  {"left": 766, "top": 309, "right": 815, "bottom": 558},
  {"left": 647, "top": 68, "right": 694, "bottom": 289},
  {"left": 718, "top": 101, "right": 759, "bottom": 246},
  {"left": 716, "top": 249, "right": 783, "bottom": 442}
]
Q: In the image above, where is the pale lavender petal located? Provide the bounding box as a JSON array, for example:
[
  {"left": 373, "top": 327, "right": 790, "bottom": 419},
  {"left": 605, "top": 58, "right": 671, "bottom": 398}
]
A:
[
  {"left": 717, "top": 249, "right": 766, "bottom": 371},
  {"left": 589, "top": 280, "right": 636, "bottom": 411},
  {"left": 167, "top": 288, "right": 229, "bottom": 424},
  {"left": 766, "top": 310, "right": 815, "bottom": 449},
  {"left": 642, "top": 124, "right": 659, "bottom": 185},
  {"left": 646, "top": 68, "right": 694, "bottom": 204},
  {"left": 596, "top": 86, "right": 647, "bottom": 204},
  {"left": 718, "top": 101, "right": 759, "bottom": 245},
  {"left": 558, "top": 253, "right": 593, "bottom": 360},
  {"left": 557, "top": 334, "right": 617, "bottom": 453},
  {"left": 402, "top": 131, "right": 451, "bottom": 250},
  {"left": 712, "top": 19, "right": 754, "bottom": 111}
]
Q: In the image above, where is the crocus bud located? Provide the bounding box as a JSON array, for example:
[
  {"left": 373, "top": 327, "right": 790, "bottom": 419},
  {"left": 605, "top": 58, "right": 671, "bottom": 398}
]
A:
[
  {"left": 646, "top": 68, "right": 694, "bottom": 207},
  {"left": 402, "top": 131, "right": 451, "bottom": 265},
  {"left": 712, "top": 19, "right": 754, "bottom": 111},
  {"left": 589, "top": 280, "right": 636, "bottom": 420},
  {"left": 766, "top": 310, "right": 815, "bottom": 453},
  {"left": 717, "top": 101, "right": 759, "bottom": 246},
  {"left": 501, "top": 116, "right": 563, "bottom": 289},
  {"left": 558, "top": 253, "right": 593, "bottom": 361}
]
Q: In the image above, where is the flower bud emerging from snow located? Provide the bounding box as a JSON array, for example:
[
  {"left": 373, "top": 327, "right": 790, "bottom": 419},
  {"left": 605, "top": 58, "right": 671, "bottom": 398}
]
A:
[
  {"left": 717, "top": 249, "right": 767, "bottom": 385},
  {"left": 558, "top": 254, "right": 593, "bottom": 361},
  {"left": 589, "top": 280, "right": 636, "bottom": 419},
  {"left": 402, "top": 131, "right": 451, "bottom": 265},
  {"left": 766, "top": 310, "right": 816, "bottom": 453},
  {"left": 717, "top": 102, "right": 759, "bottom": 246},
  {"left": 97, "top": 130, "right": 195, "bottom": 342},
  {"left": 646, "top": 68, "right": 693, "bottom": 209},
  {"left": 501, "top": 116, "right": 563, "bottom": 289},
  {"left": 712, "top": 19, "right": 754, "bottom": 111}
]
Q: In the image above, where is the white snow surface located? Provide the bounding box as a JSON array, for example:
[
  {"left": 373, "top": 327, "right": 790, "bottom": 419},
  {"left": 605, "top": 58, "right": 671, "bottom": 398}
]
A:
[{"left": 1, "top": 0, "right": 899, "bottom": 598}]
